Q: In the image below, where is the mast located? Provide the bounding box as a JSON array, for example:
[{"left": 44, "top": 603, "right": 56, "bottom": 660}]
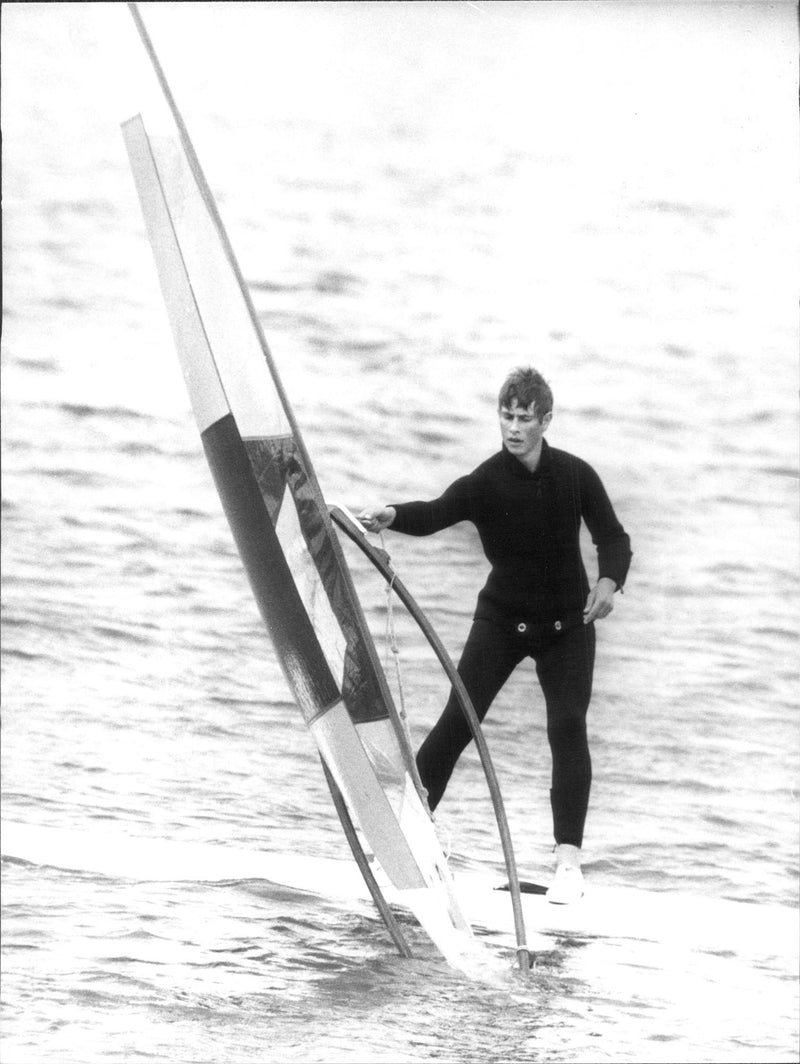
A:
[{"left": 124, "top": 2, "right": 530, "bottom": 972}]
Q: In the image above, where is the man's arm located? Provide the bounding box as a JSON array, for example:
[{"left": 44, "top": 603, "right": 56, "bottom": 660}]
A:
[
  {"left": 359, "top": 474, "right": 477, "bottom": 537},
  {"left": 580, "top": 461, "right": 632, "bottom": 592},
  {"left": 578, "top": 460, "right": 632, "bottom": 625}
]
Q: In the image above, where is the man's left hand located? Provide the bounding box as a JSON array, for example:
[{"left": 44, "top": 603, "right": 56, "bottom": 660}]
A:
[{"left": 583, "top": 578, "right": 617, "bottom": 624}]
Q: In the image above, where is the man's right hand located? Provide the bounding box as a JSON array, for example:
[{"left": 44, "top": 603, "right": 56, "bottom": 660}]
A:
[{"left": 357, "top": 506, "right": 396, "bottom": 533}]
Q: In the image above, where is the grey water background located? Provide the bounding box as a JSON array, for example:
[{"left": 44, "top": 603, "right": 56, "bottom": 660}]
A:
[{"left": 2, "top": 2, "right": 798, "bottom": 1061}]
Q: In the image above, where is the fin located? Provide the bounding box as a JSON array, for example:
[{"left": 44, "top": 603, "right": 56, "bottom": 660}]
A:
[{"left": 496, "top": 880, "right": 548, "bottom": 896}]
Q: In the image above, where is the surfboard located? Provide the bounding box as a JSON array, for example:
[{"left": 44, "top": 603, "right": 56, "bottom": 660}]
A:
[
  {"left": 4, "top": 822, "right": 795, "bottom": 963},
  {"left": 120, "top": 3, "right": 530, "bottom": 973}
]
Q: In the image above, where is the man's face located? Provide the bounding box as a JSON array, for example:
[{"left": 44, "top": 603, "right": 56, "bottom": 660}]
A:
[{"left": 499, "top": 400, "right": 551, "bottom": 461}]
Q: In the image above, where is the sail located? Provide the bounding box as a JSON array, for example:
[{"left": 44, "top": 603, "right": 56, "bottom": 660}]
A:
[{"left": 122, "top": 114, "right": 480, "bottom": 965}]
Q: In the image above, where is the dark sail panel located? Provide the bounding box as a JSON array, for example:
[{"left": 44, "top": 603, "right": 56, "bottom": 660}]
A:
[
  {"left": 245, "top": 436, "right": 393, "bottom": 726},
  {"left": 203, "top": 416, "right": 340, "bottom": 722}
]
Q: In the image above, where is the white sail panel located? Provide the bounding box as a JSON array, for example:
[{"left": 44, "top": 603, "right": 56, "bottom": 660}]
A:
[
  {"left": 148, "top": 135, "right": 290, "bottom": 442},
  {"left": 122, "top": 117, "right": 228, "bottom": 434}
]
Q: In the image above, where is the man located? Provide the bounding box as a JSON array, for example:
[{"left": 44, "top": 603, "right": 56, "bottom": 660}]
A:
[{"left": 359, "top": 367, "right": 632, "bottom": 903}]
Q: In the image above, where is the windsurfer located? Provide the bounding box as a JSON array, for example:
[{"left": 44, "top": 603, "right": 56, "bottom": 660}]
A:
[{"left": 358, "top": 366, "right": 632, "bottom": 904}]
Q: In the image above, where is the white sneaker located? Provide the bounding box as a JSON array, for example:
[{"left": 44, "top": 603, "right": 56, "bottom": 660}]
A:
[{"left": 546, "top": 844, "right": 584, "bottom": 905}]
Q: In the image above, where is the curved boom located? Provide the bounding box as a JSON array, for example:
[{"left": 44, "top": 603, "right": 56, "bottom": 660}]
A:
[{"left": 330, "top": 505, "right": 531, "bottom": 971}]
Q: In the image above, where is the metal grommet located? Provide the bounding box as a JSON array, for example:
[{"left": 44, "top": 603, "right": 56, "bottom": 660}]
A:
[
  {"left": 516, "top": 622, "right": 528, "bottom": 634},
  {"left": 554, "top": 620, "right": 562, "bottom": 632}
]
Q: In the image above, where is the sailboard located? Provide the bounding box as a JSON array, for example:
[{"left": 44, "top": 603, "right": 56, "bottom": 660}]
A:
[
  {"left": 4, "top": 822, "right": 797, "bottom": 967},
  {"left": 121, "top": 4, "right": 529, "bottom": 972}
]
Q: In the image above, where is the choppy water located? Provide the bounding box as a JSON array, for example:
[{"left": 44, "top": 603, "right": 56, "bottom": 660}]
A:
[{"left": 2, "top": 2, "right": 798, "bottom": 1062}]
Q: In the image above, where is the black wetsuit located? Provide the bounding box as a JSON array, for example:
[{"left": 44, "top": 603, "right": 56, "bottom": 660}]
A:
[{"left": 390, "top": 440, "right": 632, "bottom": 846}]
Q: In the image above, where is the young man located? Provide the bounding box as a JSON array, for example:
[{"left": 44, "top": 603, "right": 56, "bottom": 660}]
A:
[{"left": 359, "top": 367, "right": 632, "bottom": 903}]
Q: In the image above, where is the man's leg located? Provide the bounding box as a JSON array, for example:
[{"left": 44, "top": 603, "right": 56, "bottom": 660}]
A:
[
  {"left": 534, "top": 622, "right": 595, "bottom": 903},
  {"left": 534, "top": 622, "right": 596, "bottom": 847},
  {"left": 416, "top": 620, "right": 524, "bottom": 811}
]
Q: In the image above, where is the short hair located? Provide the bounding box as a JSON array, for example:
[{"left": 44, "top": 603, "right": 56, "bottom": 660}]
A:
[{"left": 498, "top": 367, "right": 553, "bottom": 420}]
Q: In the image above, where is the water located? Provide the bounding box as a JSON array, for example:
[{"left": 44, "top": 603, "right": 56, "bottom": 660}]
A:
[{"left": 2, "top": 2, "right": 798, "bottom": 1061}]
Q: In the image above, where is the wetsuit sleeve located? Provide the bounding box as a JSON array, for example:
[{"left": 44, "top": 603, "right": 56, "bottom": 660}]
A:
[
  {"left": 580, "top": 461, "right": 632, "bottom": 589},
  {"left": 389, "top": 474, "right": 477, "bottom": 536}
]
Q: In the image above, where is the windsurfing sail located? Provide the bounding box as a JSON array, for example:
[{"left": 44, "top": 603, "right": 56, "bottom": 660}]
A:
[{"left": 121, "top": 8, "right": 502, "bottom": 971}]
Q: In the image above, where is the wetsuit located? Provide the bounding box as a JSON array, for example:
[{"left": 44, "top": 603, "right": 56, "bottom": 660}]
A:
[{"left": 390, "top": 439, "right": 632, "bottom": 846}]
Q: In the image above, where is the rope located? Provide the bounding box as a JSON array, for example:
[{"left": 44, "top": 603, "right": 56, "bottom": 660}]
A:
[
  {"left": 380, "top": 532, "right": 408, "bottom": 724},
  {"left": 378, "top": 532, "right": 438, "bottom": 829}
]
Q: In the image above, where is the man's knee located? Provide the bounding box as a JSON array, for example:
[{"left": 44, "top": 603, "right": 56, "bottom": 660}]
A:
[{"left": 546, "top": 711, "right": 588, "bottom": 750}]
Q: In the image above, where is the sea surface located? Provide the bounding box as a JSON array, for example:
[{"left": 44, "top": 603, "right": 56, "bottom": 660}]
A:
[{"left": 2, "top": 3, "right": 798, "bottom": 1062}]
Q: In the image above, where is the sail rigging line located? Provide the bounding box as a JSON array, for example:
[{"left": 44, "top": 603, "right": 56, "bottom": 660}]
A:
[
  {"left": 376, "top": 552, "right": 454, "bottom": 864},
  {"left": 380, "top": 532, "right": 408, "bottom": 720},
  {"left": 330, "top": 506, "right": 532, "bottom": 971}
]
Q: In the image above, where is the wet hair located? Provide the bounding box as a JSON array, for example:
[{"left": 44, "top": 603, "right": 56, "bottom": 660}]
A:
[{"left": 498, "top": 367, "right": 553, "bottom": 421}]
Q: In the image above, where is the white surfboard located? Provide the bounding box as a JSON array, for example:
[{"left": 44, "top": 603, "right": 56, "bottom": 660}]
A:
[{"left": 3, "top": 821, "right": 795, "bottom": 962}]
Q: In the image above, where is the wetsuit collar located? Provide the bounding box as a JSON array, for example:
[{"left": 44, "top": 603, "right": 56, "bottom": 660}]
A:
[{"left": 501, "top": 437, "right": 551, "bottom": 478}]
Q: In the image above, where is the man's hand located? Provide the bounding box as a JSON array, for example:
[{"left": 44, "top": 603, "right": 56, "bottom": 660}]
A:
[
  {"left": 583, "top": 577, "right": 617, "bottom": 624},
  {"left": 357, "top": 506, "right": 396, "bottom": 533}
]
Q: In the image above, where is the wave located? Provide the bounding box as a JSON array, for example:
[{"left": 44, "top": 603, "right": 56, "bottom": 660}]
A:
[{"left": 53, "top": 402, "right": 156, "bottom": 422}]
